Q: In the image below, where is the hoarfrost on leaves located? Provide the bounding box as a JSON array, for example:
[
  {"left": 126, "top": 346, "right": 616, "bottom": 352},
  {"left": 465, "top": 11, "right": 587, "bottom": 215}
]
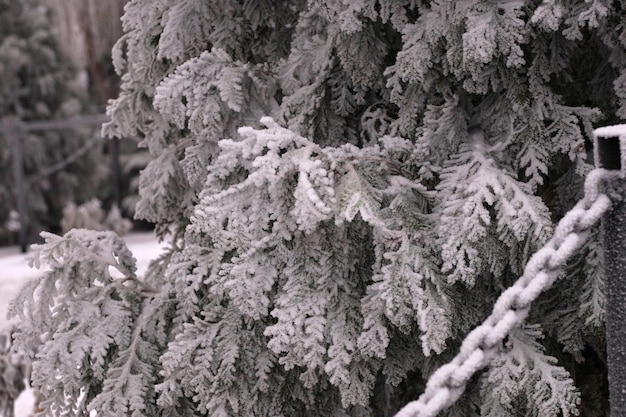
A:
[{"left": 11, "top": 1, "right": 622, "bottom": 416}]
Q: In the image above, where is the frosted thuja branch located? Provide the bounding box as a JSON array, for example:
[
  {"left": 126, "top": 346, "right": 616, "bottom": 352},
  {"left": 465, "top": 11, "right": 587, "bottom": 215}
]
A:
[{"left": 395, "top": 169, "right": 616, "bottom": 417}]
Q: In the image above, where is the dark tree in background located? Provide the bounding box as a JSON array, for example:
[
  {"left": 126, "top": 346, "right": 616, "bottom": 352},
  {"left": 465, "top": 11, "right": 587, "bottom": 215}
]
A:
[
  {"left": 44, "top": 0, "right": 149, "bottom": 218},
  {"left": 12, "top": 1, "right": 626, "bottom": 417},
  {"left": 0, "top": 0, "right": 109, "bottom": 244}
]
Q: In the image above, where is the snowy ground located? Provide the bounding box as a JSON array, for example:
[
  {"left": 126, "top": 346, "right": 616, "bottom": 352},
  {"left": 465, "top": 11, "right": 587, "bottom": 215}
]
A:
[{"left": 0, "top": 231, "right": 165, "bottom": 417}]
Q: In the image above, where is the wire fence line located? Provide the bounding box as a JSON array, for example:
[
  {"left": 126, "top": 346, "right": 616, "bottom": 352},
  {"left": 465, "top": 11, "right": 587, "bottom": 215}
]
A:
[
  {"left": 0, "top": 114, "right": 110, "bottom": 133},
  {"left": 26, "top": 140, "right": 100, "bottom": 186},
  {"left": 0, "top": 114, "right": 114, "bottom": 252},
  {"left": 394, "top": 168, "right": 618, "bottom": 417},
  {"left": 0, "top": 114, "right": 109, "bottom": 186}
]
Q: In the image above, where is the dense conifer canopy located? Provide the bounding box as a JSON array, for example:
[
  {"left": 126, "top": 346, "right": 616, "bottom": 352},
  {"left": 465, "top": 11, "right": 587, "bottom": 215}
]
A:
[{"left": 12, "top": 1, "right": 623, "bottom": 416}]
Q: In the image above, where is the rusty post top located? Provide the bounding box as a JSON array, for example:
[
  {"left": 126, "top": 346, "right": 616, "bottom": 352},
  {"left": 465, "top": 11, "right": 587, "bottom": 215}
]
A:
[{"left": 594, "top": 125, "right": 626, "bottom": 175}]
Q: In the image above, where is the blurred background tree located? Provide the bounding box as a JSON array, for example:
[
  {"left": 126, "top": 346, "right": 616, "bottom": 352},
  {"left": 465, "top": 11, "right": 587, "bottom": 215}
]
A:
[
  {"left": 0, "top": 0, "right": 110, "bottom": 246},
  {"left": 0, "top": 0, "right": 148, "bottom": 247},
  {"left": 45, "top": 0, "right": 150, "bottom": 224}
]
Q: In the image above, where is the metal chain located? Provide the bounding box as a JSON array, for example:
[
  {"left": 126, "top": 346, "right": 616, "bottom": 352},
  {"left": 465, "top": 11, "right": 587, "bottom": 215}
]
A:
[{"left": 394, "top": 168, "right": 616, "bottom": 417}]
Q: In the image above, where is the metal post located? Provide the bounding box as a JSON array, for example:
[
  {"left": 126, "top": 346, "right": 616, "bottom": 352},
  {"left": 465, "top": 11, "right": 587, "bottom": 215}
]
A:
[
  {"left": 10, "top": 124, "right": 28, "bottom": 253},
  {"left": 594, "top": 125, "right": 626, "bottom": 417},
  {"left": 111, "top": 137, "right": 121, "bottom": 208}
]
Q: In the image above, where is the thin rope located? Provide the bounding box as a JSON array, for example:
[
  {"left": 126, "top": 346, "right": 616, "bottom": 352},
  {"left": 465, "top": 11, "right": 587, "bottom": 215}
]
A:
[{"left": 394, "top": 168, "right": 616, "bottom": 417}]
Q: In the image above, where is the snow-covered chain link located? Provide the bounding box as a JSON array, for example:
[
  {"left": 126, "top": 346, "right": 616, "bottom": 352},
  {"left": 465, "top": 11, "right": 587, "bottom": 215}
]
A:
[{"left": 394, "top": 168, "right": 616, "bottom": 417}]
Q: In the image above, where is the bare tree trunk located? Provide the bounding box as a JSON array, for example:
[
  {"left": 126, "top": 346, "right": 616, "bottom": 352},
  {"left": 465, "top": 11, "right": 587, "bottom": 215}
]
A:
[
  {"left": 43, "top": 0, "right": 126, "bottom": 78},
  {"left": 78, "top": 2, "right": 114, "bottom": 105}
]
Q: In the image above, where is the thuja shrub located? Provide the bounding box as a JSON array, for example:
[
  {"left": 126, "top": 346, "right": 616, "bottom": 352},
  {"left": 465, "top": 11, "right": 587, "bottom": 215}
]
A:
[{"left": 12, "top": 2, "right": 621, "bottom": 416}]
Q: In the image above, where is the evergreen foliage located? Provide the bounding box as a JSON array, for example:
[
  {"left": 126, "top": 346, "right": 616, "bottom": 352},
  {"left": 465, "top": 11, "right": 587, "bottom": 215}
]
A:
[
  {"left": 61, "top": 198, "right": 132, "bottom": 235},
  {"left": 0, "top": 327, "right": 27, "bottom": 417},
  {"left": 13, "top": 1, "right": 625, "bottom": 416},
  {"left": 0, "top": 0, "right": 108, "bottom": 243}
]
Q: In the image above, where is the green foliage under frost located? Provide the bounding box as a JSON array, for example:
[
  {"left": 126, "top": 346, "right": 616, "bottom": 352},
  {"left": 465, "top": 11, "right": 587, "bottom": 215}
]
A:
[{"left": 12, "top": 1, "right": 621, "bottom": 416}]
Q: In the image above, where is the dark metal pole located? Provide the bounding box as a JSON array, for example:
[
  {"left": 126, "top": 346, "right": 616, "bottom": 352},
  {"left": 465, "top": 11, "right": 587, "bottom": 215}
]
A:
[
  {"left": 111, "top": 137, "right": 121, "bottom": 208},
  {"left": 10, "top": 124, "right": 28, "bottom": 253},
  {"left": 594, "top": 126, "right": 626, "bottom": 417}
]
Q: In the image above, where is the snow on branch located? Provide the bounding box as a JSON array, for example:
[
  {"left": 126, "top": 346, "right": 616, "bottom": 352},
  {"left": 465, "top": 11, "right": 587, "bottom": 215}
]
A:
[
  {"left": 9, "top": 230, "right": 162, "bottom": 417},
  {"left": 437, "top": 130, "right": 553, "bottom": 285}
]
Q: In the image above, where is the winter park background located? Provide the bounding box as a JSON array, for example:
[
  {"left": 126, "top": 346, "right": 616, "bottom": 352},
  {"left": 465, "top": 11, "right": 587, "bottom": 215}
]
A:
[{"left": 3, "top": 1, "right": 626, "bottom": 416}]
